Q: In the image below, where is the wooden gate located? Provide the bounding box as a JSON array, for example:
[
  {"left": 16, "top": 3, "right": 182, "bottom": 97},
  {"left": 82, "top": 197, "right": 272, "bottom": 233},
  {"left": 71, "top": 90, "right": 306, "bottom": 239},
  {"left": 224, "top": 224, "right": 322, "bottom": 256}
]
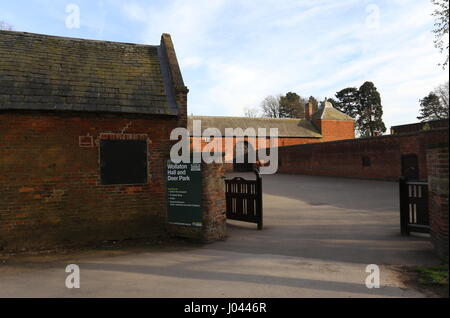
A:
[
  {"left": 399, "top": 177, "right": 430, "bottom": 235},
  {"left": 225, "top": 171, "right": 263, "bottom": 230}
]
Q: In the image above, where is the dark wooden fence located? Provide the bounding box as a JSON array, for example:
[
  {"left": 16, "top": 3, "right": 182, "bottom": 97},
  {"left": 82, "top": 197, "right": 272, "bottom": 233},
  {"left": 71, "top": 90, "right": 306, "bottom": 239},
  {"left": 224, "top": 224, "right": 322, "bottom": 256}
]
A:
[
  {"left": 399, "top": 177, "right": 430, "bottom": 235},
  {"left": 225, "top": 170, "right": 263, "bottom": 230}
]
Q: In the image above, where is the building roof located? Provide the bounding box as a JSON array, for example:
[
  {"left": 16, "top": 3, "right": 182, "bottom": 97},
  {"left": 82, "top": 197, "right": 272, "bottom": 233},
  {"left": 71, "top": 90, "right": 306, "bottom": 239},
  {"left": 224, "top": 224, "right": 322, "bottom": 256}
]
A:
[
  {"left": 0, "top": 31, "right": 187, "bottom": 115},
  {"left": 188, "top": 116, "right": 322, "bottom": 138},
  {"left": 312, "top": 101, "right": 354, "bottom": 121}
]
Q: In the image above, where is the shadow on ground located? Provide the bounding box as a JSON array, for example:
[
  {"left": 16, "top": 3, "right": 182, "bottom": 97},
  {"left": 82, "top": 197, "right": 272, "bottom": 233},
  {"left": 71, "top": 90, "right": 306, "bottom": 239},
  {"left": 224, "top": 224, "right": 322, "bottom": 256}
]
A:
[{"left": 221, "top": 173, "right": 436, "bottom": 266}]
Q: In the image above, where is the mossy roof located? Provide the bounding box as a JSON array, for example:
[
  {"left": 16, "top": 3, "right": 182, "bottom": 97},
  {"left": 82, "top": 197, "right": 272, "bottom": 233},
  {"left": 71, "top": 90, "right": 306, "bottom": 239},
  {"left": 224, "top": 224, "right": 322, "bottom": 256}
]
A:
[
  {"left": 0, "top": 31, "right": 186, "bottom": 115},
  {"left": 188, "top": 116, "right": 322, "bottom": 138}
]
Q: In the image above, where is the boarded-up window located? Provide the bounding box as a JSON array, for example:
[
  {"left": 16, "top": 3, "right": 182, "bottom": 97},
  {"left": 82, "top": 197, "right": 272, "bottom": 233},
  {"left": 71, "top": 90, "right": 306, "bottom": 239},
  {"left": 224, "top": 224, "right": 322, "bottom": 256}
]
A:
[{"left": 100, "top": 140, "right": 148, "bottom": 185}]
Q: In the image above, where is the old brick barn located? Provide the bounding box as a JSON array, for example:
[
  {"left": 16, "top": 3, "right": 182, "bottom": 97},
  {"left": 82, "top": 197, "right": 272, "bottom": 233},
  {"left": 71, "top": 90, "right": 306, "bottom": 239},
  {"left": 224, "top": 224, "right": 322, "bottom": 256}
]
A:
[
  {"left": 188, "top": 101, "right": 355, "bottom": 171},
  {"left": 0, "top": 31, "right": 189, "bottom": 251}
]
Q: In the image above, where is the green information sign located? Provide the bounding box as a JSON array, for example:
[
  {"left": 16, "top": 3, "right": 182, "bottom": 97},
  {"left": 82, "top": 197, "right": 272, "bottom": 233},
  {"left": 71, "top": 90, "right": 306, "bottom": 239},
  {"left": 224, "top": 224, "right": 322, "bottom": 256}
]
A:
[{"left": 167, "top": 161, "right": 203, "bottom": 227}]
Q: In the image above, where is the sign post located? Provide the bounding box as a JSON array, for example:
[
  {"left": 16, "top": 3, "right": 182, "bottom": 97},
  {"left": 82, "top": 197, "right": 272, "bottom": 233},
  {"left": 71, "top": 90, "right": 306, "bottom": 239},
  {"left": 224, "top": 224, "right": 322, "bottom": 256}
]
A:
[{"left": 167, "top": 161, "right": 203, "bottom": 227}]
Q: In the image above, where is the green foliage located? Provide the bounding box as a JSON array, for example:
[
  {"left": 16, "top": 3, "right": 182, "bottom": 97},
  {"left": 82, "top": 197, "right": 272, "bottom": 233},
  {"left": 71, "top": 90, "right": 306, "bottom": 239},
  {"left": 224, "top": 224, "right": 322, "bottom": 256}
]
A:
[
  {"left": 358, "top": 81, "right": 386, "bottom": 137},
  {"left": 334, "top": 87, "right": 359, "bottom": 119},
  {"left": 418, "top": 92, "right": 445, "bottom": 120},
  {"left": 416, "top": 264, "right": 449, "bottom": 286},
  {"left": 308, "top": 96, "right": 319, "bottom": 114},
  {"left": 333, "top": 82, "right": 386, "bottom": 137},
  {"left": 418, "top": 81, "right": 449, "bottom": 121},
  {"left": 279, "top": 92, "right": 307, "bottom": 118}
]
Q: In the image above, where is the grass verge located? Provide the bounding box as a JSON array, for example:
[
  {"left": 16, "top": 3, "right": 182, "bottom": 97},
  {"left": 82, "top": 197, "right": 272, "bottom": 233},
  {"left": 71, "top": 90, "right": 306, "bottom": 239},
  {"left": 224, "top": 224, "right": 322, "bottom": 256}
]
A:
[
  {"left": 416, "top": 264, "right": 449, "bottom": 286},
  {"left": 415, "top": 263, "right": 449, "bottom": 297}
]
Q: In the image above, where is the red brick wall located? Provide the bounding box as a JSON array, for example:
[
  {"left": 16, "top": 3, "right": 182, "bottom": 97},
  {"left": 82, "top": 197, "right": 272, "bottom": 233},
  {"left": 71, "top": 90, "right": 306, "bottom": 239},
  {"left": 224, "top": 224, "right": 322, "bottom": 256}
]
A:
[
  {"left": 316, "top": 120, "right": 355, "bottom": 142},
  {"left": 188, "top": 118, "right": 355, "bottom": 172},
  {"left": 202, "top": 162, "right": 227, "bottom": 241},
  {"left": 191, "top": 137, "right": 321, "bottom": 162},
  {"left": 427, "top": 143, "right": 449, "bottom": 260},
  {"left": 0, "top": 110, "right": 179, "bottom": 252},
  {"left": 278, "top": 129, "right": 449, "bottom": 180},
  {"left": 278, "top": 137, "right": 322, "bottom": 147}
]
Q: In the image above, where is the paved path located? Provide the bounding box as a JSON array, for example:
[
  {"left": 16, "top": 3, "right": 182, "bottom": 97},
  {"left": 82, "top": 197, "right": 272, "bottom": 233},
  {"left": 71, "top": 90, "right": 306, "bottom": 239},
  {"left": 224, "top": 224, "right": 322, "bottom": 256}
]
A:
[{"left": 0, "top": 174, "right": 437, "bottom": 298}]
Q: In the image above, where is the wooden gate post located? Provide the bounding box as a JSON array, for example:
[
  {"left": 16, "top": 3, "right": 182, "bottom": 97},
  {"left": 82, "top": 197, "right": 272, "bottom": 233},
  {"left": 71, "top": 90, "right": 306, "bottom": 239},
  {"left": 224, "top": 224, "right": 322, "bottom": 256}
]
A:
[
  {"left": 255, "top": 170, "right": 263, "bottom": 230},
  {"left": 399, "top": 176, "right": 409, "bottom": 236}
]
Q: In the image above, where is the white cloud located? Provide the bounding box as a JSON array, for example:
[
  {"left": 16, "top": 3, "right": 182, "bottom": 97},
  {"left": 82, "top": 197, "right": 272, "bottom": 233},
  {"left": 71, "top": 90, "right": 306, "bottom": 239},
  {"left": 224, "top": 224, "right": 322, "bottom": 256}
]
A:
[
  {"left": 180, "top": 56, "right": 204, "bottom": 69},
  {"left": 122, "top": 0, "right": 449, "bottom": 128}
]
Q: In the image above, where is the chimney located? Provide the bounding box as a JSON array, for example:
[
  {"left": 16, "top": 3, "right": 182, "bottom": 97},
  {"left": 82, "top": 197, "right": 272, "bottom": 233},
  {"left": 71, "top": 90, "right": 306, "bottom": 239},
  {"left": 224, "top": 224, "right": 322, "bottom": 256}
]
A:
[{"left": 305, "top": 102, "right": 314, "bottom": 120}]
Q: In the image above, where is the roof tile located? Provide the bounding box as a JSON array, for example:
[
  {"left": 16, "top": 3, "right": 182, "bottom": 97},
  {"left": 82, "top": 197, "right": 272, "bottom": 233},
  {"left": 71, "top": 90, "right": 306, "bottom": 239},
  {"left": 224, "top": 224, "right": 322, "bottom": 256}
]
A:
[
  {"left": 0, "top": 31, "right": 183, "bottom": 115},
  {"left": 188, "top": 116, "right": 322, "bottom": 138}
]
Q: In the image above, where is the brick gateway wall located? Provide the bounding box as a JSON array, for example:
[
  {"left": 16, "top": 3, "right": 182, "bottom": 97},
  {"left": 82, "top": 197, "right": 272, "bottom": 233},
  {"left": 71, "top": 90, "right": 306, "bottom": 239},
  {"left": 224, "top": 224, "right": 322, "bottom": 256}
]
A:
[
  {"left": 427, "top": 143, "right": 449, "bottom": 260},
  {"left": 0, "top": 110, "right": 179, "bottom": 252},
  {"left": 277, "top": 129, "right": 449, "bottom": 181}
]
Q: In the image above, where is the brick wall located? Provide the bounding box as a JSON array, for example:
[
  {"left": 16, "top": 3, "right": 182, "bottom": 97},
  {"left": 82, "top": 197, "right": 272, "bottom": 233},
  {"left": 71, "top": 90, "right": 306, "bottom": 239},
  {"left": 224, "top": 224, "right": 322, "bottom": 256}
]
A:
[
  {"left": 0, "top": 110, "right": 178, "bottom": 252},
  {"left": 201, "top": 162, "right": 227, "bottom": 241},
  {"left": 189, "top": 121, "right": 354, "bottom": 162},
  {"left": 427, "top": 143, "right": 449, "bottom": 260},
  {"left": 167, "top": 162, "right": 227, "bottom": 242},
  {"left": 191, "top": 137, "right": 320, "bottom": 164},
  {"left": 278, "top": 129, "right": 449, "bottom": 180},
  {"left": 315, "top": 120, "right": 355, "bottom": 142},
  {"left": 188, "top": 118, "right": 355, "bottom": 173},
  {"left": 191, "top": 136, "right": 324, "bottom": 173}
]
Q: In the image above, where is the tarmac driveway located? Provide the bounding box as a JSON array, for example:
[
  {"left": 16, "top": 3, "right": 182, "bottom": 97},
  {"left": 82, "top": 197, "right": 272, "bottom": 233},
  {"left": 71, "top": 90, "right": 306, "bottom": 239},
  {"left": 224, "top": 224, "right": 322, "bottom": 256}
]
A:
[{"left": 0, "top": 174, "right": 438, "bottom": 298}]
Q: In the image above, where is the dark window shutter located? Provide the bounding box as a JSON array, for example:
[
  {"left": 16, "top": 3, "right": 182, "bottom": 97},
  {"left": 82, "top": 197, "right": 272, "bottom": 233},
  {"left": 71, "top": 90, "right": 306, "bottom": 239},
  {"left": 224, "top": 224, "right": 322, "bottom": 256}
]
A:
[{"left": 100, "top": 140, "right": 148, "bottom": 185}]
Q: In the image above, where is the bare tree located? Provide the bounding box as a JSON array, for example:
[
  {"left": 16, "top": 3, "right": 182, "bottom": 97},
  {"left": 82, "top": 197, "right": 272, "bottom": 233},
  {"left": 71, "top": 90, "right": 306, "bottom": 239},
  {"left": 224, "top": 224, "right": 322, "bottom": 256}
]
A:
[
  {"left": 431, "top": 0, "right": 449, "bottom": 68},
  {"left": 0, "top": 20, "right": 13, "bottom": 31},
  {"left": 435, "top": 81, "right": 449, "bottom": 108},
  {"left": 259, "top": 93, "right": 320, "bottom": 119},
  {"left": 261, "top": 95, "right": 282, "bottom": 118},
  {"left": 243, "top": 107, "right": 260, "bottom": 118}
]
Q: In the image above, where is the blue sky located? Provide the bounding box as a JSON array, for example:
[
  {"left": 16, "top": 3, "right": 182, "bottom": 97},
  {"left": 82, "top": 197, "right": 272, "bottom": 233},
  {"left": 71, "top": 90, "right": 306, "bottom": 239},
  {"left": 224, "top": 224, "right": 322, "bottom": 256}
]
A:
[{"left": 1, "top": 0, "right": 448, "bottom": 129}]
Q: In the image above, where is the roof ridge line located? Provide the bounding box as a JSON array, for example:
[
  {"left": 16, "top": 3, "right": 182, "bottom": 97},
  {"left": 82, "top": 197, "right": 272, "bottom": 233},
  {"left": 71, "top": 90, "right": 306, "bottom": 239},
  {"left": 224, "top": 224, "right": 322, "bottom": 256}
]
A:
[{"left": 0, "top": 30, "right": 158, "bottom": 47}]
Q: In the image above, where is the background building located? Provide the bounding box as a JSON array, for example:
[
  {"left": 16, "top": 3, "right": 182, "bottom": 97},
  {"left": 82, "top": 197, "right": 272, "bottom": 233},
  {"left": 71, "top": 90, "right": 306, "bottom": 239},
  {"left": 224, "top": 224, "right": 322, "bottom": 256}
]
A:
[
  {"left": 188, "top": 101, "right": 355, "bottom": 171},
  {"left": 391, "top": 119, "right": 449, "bottom": 135}
]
